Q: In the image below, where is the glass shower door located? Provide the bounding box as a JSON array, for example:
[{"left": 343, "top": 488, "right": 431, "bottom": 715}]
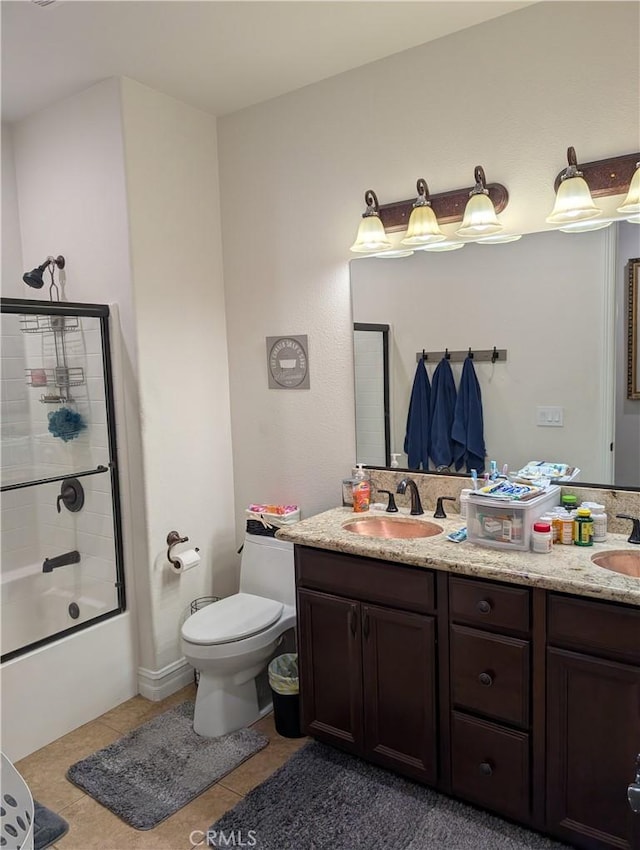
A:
[{"left": 1, "top": 299, "right": 125, "bottom": 661}]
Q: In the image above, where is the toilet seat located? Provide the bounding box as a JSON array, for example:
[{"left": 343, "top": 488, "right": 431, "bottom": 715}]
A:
[{"left": 181, "top": 592, "right": 284, "bottom": 645}]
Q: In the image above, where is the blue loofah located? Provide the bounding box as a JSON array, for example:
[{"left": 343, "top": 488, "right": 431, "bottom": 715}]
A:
[{"left": 47, "top": 407, "right": 87, "bottom": 442}]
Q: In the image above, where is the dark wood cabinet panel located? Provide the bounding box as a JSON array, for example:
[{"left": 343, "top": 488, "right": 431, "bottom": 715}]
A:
[
  {"left": 295, "top": 545, "right": 435, "bottom": 614},
  {"left": 363, "top": 604, "right": 437, "bottom": 783},
  {"left": 546, "top": 647, "right": 640, "bottom": 850},
  {"left": 449, "top": 576, "right": 530, "bottom": 635},
  {"left": 451, "top": 711, "right": 531, "bottom": 823},
  {"left": 450, "top": 624, "right": 530, "bottom": 728},
  {"left": 547, "top": 595, "right": 640, "bottom": 665},
  {"left": 297, "top": 588, "right": 363, "bottom": 752}
]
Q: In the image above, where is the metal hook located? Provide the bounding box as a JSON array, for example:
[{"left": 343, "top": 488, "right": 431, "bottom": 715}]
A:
[
  {"left": 491, "top": 346, "right": 499, "bottom": 363},
  {"left": 422, "top": 349, "right": 427, "bottom": 361},
  {"left": 445, "top": 348, "right": 450, "bottom": 360},
  {"left": 468, "top": 347, "right": 474, "bottom": 359}
]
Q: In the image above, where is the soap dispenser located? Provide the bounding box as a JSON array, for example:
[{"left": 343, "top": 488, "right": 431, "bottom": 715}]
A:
[{"left": 352, "top": 464, "right": 371, "bottom": 513}]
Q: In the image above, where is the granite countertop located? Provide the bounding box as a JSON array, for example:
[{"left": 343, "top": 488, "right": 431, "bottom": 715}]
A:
[{"left": 276, "top": 506, "right": 640, "bottom": 606}]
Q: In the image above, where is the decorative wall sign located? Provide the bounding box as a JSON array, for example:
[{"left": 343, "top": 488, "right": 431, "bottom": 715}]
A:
[{"left": 266, "top": 335, "right": 310, "bottom": 389}]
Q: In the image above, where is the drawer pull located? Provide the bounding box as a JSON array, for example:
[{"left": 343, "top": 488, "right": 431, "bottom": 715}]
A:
[
  {"left": 478, "top": 671, "right": 494, "bottom": 687},
  {"left": 476, "top": 599, "right": 492, "bottom": 614},
  {"left": 479, "top": 761, "right": 494, "bottom": 776}
]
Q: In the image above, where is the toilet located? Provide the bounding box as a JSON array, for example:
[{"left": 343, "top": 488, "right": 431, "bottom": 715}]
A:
[{"left": 181, "top": 532, "right": 296, "bottom": 738}]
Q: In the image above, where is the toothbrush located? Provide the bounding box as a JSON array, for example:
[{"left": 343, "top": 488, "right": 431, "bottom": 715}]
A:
[{"left": 470, "top": 469, "right": 478, "bottom": 491}]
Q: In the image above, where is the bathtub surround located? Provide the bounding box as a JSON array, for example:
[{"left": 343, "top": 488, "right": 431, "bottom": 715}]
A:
[
  {"left": 209, "top": 741, "right": 567, "bottom": 850},
  {"left": 66, "top": 700, "right": 268, "bottom": 830}
]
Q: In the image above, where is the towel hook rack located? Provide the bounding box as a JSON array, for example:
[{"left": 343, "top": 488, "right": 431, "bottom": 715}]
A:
[
  {"left": 415, "top": 347, "right": 507, "bottom": 364},
  {"left": 468, "top": 347, "right": 474, "bottom": 359}
]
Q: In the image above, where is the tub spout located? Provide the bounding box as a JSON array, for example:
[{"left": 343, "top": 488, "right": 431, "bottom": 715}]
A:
[{"left": 42, "top": 550, "right": 80, "bottom": 573}]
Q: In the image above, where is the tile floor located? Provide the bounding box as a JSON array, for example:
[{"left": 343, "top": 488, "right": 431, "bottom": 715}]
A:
[{"left": 15, "top": 684, "right": 308, "bottom": 850}]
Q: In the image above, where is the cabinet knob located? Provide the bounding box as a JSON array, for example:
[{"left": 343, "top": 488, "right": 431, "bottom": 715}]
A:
[
  {"left": 479, "top": 761, "right": 494, "bottom": 776},
  {"left": 476, "top": 599, "right": 492, "bottom": 614},
  {"left": 478, "top": 671, "right": 494, "bottom": 687}
]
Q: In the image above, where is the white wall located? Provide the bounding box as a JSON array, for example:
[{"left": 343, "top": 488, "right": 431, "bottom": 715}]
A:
[
  {"left": 1, "top": 124, "right": 23, "bottom": 293},
  {"left": 120, "top": 78, "right": 236, "bottom": 672},
  {"left": 218, "top": 1, "right": 640, "bottom": 522}
]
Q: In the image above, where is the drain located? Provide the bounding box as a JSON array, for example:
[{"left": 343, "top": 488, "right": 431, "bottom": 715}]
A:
[{"left": 68, "top": 603, "right": 80, "bottom": 619}]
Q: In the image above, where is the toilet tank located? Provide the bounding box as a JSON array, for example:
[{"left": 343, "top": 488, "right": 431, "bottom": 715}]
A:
[{"left": 239, "top": 533, "right": 295, "bottom": 607}]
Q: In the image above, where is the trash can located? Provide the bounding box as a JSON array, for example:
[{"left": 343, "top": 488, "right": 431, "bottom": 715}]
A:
[{"left": 268, "top": 653, "right": 303, "bottom": 738}]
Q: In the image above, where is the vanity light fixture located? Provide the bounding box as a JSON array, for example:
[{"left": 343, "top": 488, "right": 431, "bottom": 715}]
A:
[
  {"left": 546, "top": 147, "right": 601, "bottom": 225},
  {"left": 456, "top": 166, "right": 504, "bottom": 238},
  {"left": 349, "top": 189, "right": 392, "bottom": 254},
  {"left": 400, "top": 179, "right": 446, "bottom": 246},
  {"left": 617, "top": 161, "right": 640, "bottom": 223}
]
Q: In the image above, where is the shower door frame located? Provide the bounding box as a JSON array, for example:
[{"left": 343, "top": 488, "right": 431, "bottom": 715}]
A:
[{"left": 0, "top": 297, "right": 126, "bottom": 662}]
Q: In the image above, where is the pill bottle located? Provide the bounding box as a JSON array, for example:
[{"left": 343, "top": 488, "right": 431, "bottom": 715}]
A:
[
  {"left": 582, "top": 502, "right": 607, "bottom": 543},
  {"left": 531, "top": 521, "right": 553, "bottom": 553},
  {"left": 561, "top": 494, "right": 578, "bottom": 513},
  {"left": 459, "top": 489, "right": 472, "bottom": 521},
  {"left": 573, "top": 508, "right": 594, "bottom": 546},
  {"left": 559, "top": 513, "right": 575, "bottom": 545}
]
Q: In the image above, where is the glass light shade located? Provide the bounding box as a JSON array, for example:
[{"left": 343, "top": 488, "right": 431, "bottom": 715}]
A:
[
  {"left": 475, "top": 233, "right": 523, "bottom": 244},
  {"left": 349, "top": 215, "right": 391, "bottom": 253},
  {"left": 418, "top": 239, "right": 465, "bottom": 253},
  {"left": 401, "top": 205, "right": 446, "bottom": 245},
  {"left": 374, "top": 248, "right": 415, "bottom": 258},
  {"left": 456, "top": 193, "right": 503, "bottom": 237},
  {"left": 558, "top": 219, "right": 613, "bottom": 233},
  {"left": 625, "top": 213, "right": 640, "bottom": 224},
  {"left": 617, "top": 164, "right": 640, "bottom": 218},
  {"left": 546, "top": 175, "right": 601, "bottom": 224}
]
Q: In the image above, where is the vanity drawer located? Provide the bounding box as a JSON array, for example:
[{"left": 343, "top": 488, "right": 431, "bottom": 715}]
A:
[
  {"left": 450, "top": 625, "right": 530, "bottom": 727},
  {"left": 547, "top": 594, "right": 640, "bottom": 664},
  {"left": 451, "top": 711, "right": 530, "bottom": 823},
  {"left": 449, "top": 576, "right": 530, "bottom": 635},
  {"left": 295, "top": 546, "right": 435, "bottom": 614}
]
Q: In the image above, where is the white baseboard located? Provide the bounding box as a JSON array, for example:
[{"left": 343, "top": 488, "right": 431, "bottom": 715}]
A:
[{"left": 138, "top": 658, "right": 194, "bottom": 701}]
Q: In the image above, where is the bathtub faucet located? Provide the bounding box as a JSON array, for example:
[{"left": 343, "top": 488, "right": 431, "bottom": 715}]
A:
[{"left": 42, "top": 549, "right": 81, "bottom": 573}]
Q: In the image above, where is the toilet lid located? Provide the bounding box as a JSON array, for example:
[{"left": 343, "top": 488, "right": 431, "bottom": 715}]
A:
[{"left": 182, "top": 593, "right": 284, "bottom": 645}]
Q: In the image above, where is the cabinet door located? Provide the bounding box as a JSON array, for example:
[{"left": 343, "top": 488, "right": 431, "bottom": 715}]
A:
[
  {"left": 297, "top": 588, "right": 363, "bottom": 753},
  {"left": 547, "top": 647, "right": 640, "bottom": 850},
  {"left": 362, "top": 604, "right": 437, "bottom": 783}
]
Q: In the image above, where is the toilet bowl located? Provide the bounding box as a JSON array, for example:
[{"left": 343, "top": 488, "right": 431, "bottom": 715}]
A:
[{"left": 181, "top": 532, "right": 295, "bottom": 738}]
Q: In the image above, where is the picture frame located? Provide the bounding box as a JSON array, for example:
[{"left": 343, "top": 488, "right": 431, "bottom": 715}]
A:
[{"left": 628, "top": 258, "right": 640, "bottom": 400}]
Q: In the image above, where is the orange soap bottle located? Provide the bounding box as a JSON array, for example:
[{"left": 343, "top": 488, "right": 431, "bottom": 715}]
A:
[{"left": 352, "top": 464, "right": 370, "bottom": 513}]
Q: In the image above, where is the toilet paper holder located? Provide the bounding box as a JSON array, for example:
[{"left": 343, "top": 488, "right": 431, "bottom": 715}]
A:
[{"left": 166, "top": 530, "right": 199, "bottom": 567}]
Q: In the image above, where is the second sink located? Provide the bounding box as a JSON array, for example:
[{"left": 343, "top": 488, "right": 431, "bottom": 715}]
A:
[
  {"left": 591, "top": 550, "right": 640, "bottom": 578},
  {"left": 343, "top": 516, "right": 443, "bottom": 539}
]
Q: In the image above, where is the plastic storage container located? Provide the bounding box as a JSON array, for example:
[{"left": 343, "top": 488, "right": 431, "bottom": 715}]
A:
[
  {"left": 268, "top": 653, "right": 303, "bottom": 738},
  {"left": 1, "top": 753, "right": 34, "bottom": 850},
  {"left": 467, "top": 485, "right": 561, "bottom": 551}
]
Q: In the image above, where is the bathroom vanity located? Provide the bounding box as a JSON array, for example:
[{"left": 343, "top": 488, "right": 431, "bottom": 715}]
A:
[{"left": 278, "top": 508, "right": 640, "bottom": 850}]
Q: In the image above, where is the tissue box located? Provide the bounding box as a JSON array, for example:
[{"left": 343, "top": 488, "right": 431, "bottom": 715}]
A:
[{"left": 467, "top": 485, "right": 560, "bottom": 551}]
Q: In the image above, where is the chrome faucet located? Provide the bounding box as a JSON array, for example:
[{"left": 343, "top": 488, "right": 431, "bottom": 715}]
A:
[
  {"left": 396, "top": 477, "right": 424, "bottom": 516},
  {"left": 616, "top": 514, "right": 640, "bottom": 544}
]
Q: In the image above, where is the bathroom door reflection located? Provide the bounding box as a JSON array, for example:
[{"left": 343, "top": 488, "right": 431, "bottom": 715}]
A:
[{"left": 353, "top": 323, "right": 390, "bottom": 466}]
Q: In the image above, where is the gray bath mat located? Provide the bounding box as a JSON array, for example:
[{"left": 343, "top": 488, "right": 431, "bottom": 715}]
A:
[
  {"left": 209, "top": 741, "right": 570, "bottom": 849},
  {"left": 33, "top": 800, "right": 69, "bottom": 850},
  {"left": 67, "top": 700, "right": 268, "bottom": 830}
]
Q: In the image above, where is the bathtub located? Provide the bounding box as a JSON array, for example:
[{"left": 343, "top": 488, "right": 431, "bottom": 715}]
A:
[{"left": 0, "top": 566, "right": 137, "bottom": 761}]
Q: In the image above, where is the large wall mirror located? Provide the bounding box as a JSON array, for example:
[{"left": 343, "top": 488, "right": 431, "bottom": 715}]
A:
[{"left": 351, "top": 222, "right": 640, "bottom": 488}]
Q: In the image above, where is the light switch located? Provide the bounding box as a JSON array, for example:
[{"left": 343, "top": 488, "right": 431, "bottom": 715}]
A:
[{"left": 537, "top": 406, "right": 564, "bottom": 427}]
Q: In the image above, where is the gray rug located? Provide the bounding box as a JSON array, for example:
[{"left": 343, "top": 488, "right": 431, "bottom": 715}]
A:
[
  {"left": 67, "top": 700, "right": 268, "bottom": 830},
  {"left": 33, "top": 800, "right": 69, "bottom": 850},
  {"left": 209, "top": 741, "right": 570, "bottom": 849}
]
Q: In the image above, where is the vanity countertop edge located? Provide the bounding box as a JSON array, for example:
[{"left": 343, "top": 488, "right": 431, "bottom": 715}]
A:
[{"left": 276, "top": 506, "right": 640, "bottom": 606}]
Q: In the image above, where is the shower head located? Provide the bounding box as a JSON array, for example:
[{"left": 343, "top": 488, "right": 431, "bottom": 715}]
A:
[{"left": 22, "top": 255, "right": 65, "bottom": 289}]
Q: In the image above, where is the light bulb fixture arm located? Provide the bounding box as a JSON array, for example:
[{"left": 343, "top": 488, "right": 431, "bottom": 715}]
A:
[
  {"left": 414, "top": 178, "right": 432, "bottom": 207},
  {"left": 470, "top": 165, "right": 490, "bottom": 197},
  {"left": 362, "top": 189, "right": 380, "bottom": 218}
]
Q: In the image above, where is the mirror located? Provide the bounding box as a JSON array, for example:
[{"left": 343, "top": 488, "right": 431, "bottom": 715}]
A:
[{"left": 351, "top": 222, "right": 640, "bottom": 488}]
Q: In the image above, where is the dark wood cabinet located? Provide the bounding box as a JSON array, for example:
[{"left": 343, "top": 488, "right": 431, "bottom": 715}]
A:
[
  {"left": 546, "top": 594, "right": 640, "bottom": 850},
  {"left": 296, "top": 548, "right": 438, "bottom": 783},
  {"left": 295, "top": 545, "right": 640, "bottom": 849}
]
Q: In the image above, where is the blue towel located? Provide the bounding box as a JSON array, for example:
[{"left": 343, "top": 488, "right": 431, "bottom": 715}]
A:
[
  {"left": 429, "top": 357, "right": 457, "bottom": 470},
  {"left": 452, "top": 356, "right": 486, "bottom": 473},
  {"left": 403, "top": 360, "right": 431, "bottom": 470}
]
